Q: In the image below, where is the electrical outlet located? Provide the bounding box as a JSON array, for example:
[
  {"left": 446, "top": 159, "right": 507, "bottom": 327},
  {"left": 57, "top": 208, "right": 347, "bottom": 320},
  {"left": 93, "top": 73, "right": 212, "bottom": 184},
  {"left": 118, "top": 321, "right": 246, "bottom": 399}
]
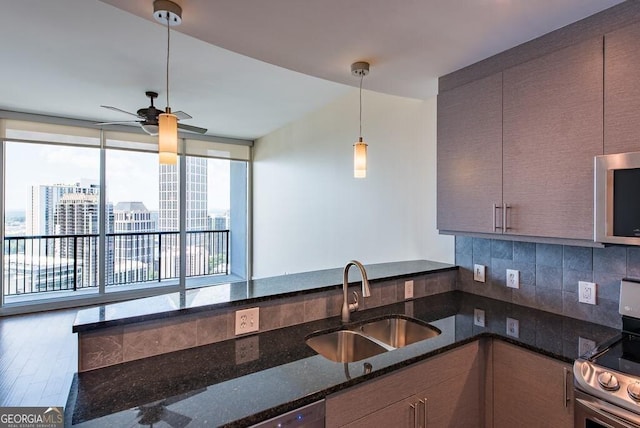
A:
[
  {"left": 506, "top": 269, "right": 520, "bottom": 289},
  {"left": 235, "top": 335, "right": 260, "bottom": 365},
  {"left": 474, "top": 309, "right": 485, "bottom": 327},
  {"left": 578, "top": 337, "right": 597, "bottom": 357},
  {"left": 405, "top": 280, "right": 414, "bottom": 299},
  {"left": 235, "top": 307, "right": 259, "bottom": 335},
  {"left": 506, "top": 317, "right": 519, "bottom": 338},
  {"left": 579, "top": 281, "right": 597, "bottom": 305},
  {"left": 473, "top": 264, "right": 486, "bottom": 283}
]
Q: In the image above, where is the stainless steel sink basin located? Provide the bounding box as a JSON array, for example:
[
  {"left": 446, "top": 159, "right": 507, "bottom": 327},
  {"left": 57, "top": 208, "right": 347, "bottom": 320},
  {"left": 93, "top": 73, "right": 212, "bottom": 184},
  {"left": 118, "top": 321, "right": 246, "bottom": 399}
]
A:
[
  {"left": 305, "top": 330, "right": 387, "bottom": 363},
  {"left": 351, "top": 315, "right": 441, "bottom": 348},
  {"left": 306, "top": 315, "right": 441, "bottom": 362}
]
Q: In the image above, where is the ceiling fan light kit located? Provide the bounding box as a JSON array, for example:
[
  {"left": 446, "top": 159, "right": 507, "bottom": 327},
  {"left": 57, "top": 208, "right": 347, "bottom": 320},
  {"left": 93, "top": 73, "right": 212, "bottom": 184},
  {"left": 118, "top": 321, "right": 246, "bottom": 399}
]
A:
[{"left": 351, "top": 61, "right": 370, "bottom": 179}]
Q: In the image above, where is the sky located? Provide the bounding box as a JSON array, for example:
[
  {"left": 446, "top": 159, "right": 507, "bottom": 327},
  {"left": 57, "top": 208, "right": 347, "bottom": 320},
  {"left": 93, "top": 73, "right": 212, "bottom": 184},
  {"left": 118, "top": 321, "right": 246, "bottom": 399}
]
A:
[{"left": 4, "top": 142, "right": 230, "bottom": 213}]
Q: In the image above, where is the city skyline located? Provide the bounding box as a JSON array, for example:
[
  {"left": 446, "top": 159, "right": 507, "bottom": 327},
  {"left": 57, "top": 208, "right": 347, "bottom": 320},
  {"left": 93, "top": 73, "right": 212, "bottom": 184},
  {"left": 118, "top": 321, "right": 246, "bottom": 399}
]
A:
[{"left": 3, "top": 142, "right": 231, "bottom": 212}]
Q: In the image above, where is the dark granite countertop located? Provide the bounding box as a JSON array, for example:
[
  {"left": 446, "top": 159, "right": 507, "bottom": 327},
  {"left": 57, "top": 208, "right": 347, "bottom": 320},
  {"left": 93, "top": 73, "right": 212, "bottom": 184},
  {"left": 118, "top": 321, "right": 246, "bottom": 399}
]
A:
[
  {"left": 65, "top": 291, "right": 619, "bottom": 427},
  {"left": 73, "top": 260, "right": 456, "bottom": 332}
]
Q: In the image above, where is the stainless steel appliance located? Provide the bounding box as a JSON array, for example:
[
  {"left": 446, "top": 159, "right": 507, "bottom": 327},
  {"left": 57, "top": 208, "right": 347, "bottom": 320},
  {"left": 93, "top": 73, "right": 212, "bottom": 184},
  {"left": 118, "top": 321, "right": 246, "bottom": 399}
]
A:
[
  {"left": 249, "top": 400, "right": 325, "bottom": 428},
  {"left": 595, "top": 151, "right": 640, "bottom": 245},
  {"left": 574, "top": 279, "right": 640, "bottom": 427}
]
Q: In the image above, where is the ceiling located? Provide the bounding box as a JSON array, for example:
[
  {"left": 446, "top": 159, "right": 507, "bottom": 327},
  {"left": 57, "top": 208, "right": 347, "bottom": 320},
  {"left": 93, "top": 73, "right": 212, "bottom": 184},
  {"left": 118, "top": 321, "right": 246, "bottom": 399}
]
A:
[{"left": 0, "top": 0, "right": 625, "bottom": 140}]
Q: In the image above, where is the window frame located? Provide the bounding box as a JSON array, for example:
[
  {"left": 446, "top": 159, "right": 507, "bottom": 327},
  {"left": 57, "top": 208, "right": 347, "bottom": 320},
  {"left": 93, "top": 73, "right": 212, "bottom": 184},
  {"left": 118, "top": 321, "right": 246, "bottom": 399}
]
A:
[{"left": 0, "top": 112, "right": 252, "bottom": 314}]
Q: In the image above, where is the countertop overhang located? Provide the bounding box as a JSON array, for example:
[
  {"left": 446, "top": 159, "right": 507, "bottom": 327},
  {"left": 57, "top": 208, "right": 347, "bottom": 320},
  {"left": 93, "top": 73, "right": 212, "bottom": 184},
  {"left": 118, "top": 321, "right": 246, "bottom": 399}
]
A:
[{"left": 72, "top": 260, "right": 457, "bottom": 333}]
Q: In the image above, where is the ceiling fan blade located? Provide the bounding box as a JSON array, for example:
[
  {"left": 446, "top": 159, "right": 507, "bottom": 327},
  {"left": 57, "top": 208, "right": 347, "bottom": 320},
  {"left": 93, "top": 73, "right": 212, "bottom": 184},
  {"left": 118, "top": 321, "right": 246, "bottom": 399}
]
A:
[
  {"left": 173, "top": 110, "right": 192, "bottom": 120},
  {"left": 178, "top": 123, "right": 207, "bottom": 134},
  {"left": 100, "top": 105, "right": 144, "bottom": 119},
  {"left": 95, "top": 121, "right": 140, "bottom": 125}
]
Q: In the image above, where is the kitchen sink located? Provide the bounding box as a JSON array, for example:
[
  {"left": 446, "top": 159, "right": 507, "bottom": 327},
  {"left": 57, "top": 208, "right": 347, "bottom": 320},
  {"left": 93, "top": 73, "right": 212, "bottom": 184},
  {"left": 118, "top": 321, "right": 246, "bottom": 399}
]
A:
[
  {"left": 305, "top": 330, "right": 388, "bottom": 363},
  {"left": 306, "top": 315, "right": 441, "bottom": 362},
  {"left": 352, "top": 315, "right": 441, "bottom": 348}
]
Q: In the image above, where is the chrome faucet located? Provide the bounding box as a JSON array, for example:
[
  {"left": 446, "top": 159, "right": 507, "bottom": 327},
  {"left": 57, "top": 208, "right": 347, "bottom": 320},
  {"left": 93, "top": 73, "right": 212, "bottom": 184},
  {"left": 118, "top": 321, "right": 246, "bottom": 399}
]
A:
[{"left": 341, "top": 260, "right": 371, "bottom": 323}]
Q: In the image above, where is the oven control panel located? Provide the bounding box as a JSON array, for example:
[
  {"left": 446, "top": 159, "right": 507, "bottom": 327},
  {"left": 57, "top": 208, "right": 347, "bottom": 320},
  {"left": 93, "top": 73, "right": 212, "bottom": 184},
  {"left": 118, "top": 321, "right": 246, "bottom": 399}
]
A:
[{"left": 575, "top": 358, "right": 640, "bottom": 415}]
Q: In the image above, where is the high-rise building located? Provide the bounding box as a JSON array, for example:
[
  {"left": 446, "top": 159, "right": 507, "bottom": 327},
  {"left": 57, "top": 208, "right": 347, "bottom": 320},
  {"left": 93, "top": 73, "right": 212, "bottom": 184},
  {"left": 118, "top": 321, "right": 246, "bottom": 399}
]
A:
[
  {"left": 159, "top": 157, "right": 208, "bottom": 231},
  {"left": 54, "top": 193, "right": 114, "bottom": 288},
  {"left": 159, "top": 158, "right": 208, "bottom": 278},
  {"left": 213, "top": 213, "right": 229, "bottom": 230},
  {"left": 26, "top": 180, "right": 99, "bottom": 236},
  {"left": 112, "top": 202, "right": 155, "bottom": 284}
]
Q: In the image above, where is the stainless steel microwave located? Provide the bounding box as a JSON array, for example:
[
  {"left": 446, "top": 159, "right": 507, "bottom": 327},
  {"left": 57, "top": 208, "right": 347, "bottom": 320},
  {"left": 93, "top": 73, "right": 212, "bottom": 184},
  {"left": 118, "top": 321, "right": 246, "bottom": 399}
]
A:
[{"left": 595, "top": 151, "right": 640, "bottom": 245}]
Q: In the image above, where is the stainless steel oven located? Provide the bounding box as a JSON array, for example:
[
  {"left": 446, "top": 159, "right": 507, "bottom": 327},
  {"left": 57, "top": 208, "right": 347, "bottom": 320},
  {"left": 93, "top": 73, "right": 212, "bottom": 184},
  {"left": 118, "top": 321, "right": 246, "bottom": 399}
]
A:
[
  {"left": 574, "top": 279, "right": 640, "bottom": 428},
  {"left": 575, "top": 389, "right": 640, "bottom": 427}
]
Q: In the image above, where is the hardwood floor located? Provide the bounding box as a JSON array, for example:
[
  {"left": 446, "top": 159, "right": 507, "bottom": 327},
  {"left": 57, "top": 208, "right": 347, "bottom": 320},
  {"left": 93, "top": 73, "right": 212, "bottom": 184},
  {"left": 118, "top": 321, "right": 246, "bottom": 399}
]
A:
[{"left": 0, "top": 308, "right": 77, "bottom": 408}]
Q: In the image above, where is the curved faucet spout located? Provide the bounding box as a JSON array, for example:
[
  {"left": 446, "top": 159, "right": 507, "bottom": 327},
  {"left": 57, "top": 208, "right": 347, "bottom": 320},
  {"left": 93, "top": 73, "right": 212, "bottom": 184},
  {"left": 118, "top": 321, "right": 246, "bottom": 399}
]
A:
[{"left": 341, "top": 260, "right": 371, "bottom": 323}]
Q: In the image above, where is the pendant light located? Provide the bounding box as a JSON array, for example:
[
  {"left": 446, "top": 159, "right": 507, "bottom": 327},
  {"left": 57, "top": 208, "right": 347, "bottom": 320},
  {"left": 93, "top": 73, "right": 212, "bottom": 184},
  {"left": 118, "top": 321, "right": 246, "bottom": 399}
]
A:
[
  {"left": 351, "top": 61, "right": 370, "bottom": 178},
  {"left": 153, "top": 0, "right": 182, "bottom": 165}
]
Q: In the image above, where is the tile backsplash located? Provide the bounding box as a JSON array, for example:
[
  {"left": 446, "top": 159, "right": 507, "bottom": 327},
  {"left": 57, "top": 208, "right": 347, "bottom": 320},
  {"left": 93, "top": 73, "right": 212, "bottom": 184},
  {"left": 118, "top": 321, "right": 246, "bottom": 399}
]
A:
[{"left": 455, "top": 236, "right": 640, "bottom": 329}]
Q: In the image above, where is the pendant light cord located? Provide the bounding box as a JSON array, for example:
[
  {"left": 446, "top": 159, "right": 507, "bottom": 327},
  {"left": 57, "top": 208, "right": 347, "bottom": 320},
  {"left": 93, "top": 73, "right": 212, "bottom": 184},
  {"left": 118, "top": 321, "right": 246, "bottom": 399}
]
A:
[
  {"left": 359, "top": 74, "right": 363, "bottom": 138},
  {"left": 165, "top": 12, "right": 171, "bottom": 109}
]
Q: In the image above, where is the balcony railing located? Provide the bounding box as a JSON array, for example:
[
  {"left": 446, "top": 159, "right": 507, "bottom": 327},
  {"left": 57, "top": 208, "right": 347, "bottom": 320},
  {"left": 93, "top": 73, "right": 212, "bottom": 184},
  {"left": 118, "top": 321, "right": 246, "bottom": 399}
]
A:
[{"left": 3, "top": 230, "right": 229, "bottom": 295}]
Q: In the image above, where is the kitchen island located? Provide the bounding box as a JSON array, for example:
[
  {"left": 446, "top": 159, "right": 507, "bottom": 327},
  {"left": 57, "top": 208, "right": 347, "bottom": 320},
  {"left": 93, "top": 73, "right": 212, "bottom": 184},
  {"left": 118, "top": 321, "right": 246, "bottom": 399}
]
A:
[{"left": 66, "top": 290, "right": 618, "bottom": 427}]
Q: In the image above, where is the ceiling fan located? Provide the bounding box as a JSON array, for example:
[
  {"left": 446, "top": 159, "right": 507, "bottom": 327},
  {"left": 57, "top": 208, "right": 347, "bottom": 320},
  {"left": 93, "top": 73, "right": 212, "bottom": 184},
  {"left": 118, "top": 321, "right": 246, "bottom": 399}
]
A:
[{"left": 97, "top": 91, "right": 207, "bottom": 136}]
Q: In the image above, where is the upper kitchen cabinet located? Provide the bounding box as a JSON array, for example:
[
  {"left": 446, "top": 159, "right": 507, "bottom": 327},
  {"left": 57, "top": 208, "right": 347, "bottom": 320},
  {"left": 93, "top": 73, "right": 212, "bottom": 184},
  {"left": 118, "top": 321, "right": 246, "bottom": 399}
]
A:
[
  {"left": 502, "top": 37, "right": 603, "bottom": 240},
  {"left": 605, "top": 21, "right": 640, "bottom": 155},
  {"left": 437, "top": 73, "right": 503, "bottom": 234}
]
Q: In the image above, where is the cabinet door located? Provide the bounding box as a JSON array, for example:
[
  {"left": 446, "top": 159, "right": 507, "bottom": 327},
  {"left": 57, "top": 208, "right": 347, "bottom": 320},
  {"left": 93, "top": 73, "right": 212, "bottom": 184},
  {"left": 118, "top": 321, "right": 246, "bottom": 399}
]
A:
[
  {"left": 493, "top": 341, "right": 573, "bottom": 428},
  {"left": 437, "top": 73, "right": 503, "bottom": 234},
  {"left": 605, "top": 21, "right": 640, "bottom": 154},
  {"left": 421, "top": 366, "right": 483, "bottom": 428},
  {"left": 342, "top": 396, "right": 420, "bottom": 428},
  {"left": 326, "top": 341, "right": 481, "bottom": 427},
  {"left": 503, "top": 37, "right": 603, "bottom": 240}
]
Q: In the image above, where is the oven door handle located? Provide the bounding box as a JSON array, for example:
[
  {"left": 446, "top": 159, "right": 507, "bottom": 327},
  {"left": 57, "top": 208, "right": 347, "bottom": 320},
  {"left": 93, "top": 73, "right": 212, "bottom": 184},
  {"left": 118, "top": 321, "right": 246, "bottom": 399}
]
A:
[{"left": 576, "top": 397, "right": 640, "bottom": 428}]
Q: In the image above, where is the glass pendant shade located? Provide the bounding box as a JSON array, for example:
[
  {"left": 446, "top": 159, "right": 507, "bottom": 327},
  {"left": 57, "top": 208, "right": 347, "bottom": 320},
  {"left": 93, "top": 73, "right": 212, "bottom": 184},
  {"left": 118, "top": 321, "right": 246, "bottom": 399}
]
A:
[
  {"left": 158, "top": 112, "right": 178, "bottom": 165},
  {"left": 354, "top": 137, "right": 368, "bottom": 178}
]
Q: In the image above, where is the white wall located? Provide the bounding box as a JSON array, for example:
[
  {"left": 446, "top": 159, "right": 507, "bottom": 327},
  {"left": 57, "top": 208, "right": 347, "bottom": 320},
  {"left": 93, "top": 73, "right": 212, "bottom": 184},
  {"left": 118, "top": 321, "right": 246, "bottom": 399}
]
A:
[{"left": 252, "top": 90, "right": 454, "bottom": 278}]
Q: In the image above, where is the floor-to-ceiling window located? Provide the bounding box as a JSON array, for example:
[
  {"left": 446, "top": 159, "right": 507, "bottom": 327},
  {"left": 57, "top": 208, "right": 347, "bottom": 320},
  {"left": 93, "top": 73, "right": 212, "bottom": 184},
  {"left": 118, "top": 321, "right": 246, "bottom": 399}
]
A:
[{"left": 0, "top": 116, "right": 251, "bottom": 312}]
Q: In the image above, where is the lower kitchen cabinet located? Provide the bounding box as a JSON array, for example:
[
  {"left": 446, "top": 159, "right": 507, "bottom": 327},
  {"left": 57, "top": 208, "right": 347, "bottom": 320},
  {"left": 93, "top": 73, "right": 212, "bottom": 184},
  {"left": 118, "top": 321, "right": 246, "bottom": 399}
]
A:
[
  {"left": 325, "top": 341, "right": 484, "bottom": 428},
  {"left": 492, "top": 340, "right": 573, "bottom": 428},
  {"left": 325, "top": 339, "right": 574, "bottom": 428}
]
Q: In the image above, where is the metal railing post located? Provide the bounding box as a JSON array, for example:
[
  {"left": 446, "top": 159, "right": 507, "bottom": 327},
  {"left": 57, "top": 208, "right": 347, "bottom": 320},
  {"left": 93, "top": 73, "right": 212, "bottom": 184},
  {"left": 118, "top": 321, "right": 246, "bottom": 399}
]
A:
[{"left": 73, "top": 236, "right": 77, "bottom": 291}]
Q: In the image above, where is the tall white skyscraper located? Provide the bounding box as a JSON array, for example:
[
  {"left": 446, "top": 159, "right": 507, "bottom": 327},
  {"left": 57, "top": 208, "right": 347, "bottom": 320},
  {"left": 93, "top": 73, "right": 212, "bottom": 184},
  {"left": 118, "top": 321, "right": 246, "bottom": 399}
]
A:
[
  {"left": 159, "top": 157, "right": 208, "bottom": 231},
  {"left": 159, "top": 158, "right": 208, "bottom": 278}
]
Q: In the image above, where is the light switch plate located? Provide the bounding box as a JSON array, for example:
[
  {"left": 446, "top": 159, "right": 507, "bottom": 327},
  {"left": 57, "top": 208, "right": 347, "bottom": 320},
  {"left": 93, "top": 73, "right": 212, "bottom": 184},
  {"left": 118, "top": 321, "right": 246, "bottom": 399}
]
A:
[
  {"left": 506, "top": 317, "right": 519, "bottom": 338},
  {"left": 579, "top": 281, "right": 597, "bottom": 305},
  {"left": 506, "top": 269, "right": 520, "bottom": 289},
  {"left": 473, "top": 264, "right": 486, "bottom": 283},
  {"left": 235, "top": 307, "right": 259, "bottom": 335},
  {"left": 404, "top": 280, "right": 414, "bottom": 299},
  {"left": 474, "top": 309, "right": 485, "bottom": 327}
]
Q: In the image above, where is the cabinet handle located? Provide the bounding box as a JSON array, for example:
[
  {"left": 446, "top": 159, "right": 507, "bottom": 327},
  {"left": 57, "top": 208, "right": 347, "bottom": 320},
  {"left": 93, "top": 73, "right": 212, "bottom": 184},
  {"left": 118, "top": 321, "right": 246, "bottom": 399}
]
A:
[
  {"left": 421, "top": 398, "right": 428, "bottom": 428},
  {"left": 563, "top": 367, "right": 570, "bottom": 408},
  {"left": 493, "top": 204, "right": 503, "bottom": 232},
  {"left": 410, "top": 402, "right": 417, "bottom": 428},
  {"left": 503, "top": 203, "right": 511, "bottom": 232}
]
